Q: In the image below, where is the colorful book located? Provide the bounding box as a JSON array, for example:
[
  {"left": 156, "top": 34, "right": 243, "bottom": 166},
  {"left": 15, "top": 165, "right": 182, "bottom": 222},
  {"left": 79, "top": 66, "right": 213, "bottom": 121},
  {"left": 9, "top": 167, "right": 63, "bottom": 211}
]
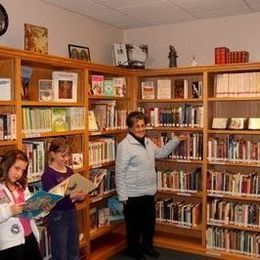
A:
[
  {"left": 103, "top": 79, "right": 114, "bottom": 96},
  {"left": 52, "top": 108, "right": 68, "bottom": 132},
  {"left": 91, "top": 75, "right": 104, "bottom": 95},
  {"left": 141, "top": 81, "right": 155, "bottom": 99}
]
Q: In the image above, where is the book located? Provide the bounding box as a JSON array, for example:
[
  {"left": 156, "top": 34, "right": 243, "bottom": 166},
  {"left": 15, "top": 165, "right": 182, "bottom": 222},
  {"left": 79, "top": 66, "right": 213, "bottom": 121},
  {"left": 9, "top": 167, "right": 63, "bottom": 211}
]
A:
[
  {"left": 98, "top": 207, "right": 110, "bottom": 227},
  {"left": 157, "top": 79, "right": 171, "bottom": 99},
  {"left": 21, "top": 190, "right": 63, "bottom": 218},
  {"left": 52, "top": 108, "right": 68, "bottom": 132},
  {"left": 21, "top": 66, "right": 33, "bottom": 100},
  {"left": 113, "top": 77, "right": 126, "bottom": 97},
  {"left": 228, "top": 118, "right": 246, "bottom": 129},
  {"left": 39, "top": 79, "right": 53, "bottom": 101},
  {"left": 21, "top": 173, "right": 96, "bottom": 218},
  {"left": 71, "top": 153, "right": 83, "bottom": 169},
  {"left": 248, "top": 118, "right": 260, "bottom": 130},
  {"left": 107, "top": 195, "right": 124, "bottom": 222},
  {"left": 141, "top": 81, "right": 155, "bottom": 99},
  {"left": 52, "top": 71, "right": 78, "bottom": 102},
  {"left": 212, "top": 118, "right": 228, "bottom": 129},
  {"left": 91, "top": 75, "right": 104, "bottom": 95},
  {"left": 103, "top": 79, "right": 114, "bottom": 96},
  {"left": 174, "top": 79, "right": 185, "bottom": 98},
  {"left": 88, "top": 111, "right": 99, "bottom": 131},
  {"left": 113, "top": 43, "right": 128, "bottom": 67},
  {"left": 191, "top": 81, "right": 202, "bottom": 98},
  {"left": 0, "top": 78, "right": 11, "bottom": 100}
]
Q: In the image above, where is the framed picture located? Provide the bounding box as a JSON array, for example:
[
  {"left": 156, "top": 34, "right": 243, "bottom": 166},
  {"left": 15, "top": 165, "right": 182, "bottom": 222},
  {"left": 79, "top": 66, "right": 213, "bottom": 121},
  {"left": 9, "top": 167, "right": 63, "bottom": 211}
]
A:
[
  {"left": 68, "top": 44, "right": 91, "bottom": 62},
  {"left": 24, "top": 23, "right": 48, "bottom": 54}
]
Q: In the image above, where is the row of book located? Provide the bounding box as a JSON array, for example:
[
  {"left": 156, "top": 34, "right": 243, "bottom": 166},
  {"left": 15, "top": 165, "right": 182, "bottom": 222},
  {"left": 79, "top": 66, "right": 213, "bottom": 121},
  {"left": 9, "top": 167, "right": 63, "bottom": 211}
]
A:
[
  {"left": 215, "top": 47, "right": 249, "bottom": 65},
  {"left": 22, "top": 107, "right": 85, "bottom": 134},
  {"left": 214, "top": 72, "right": 260, "bottom": 97},
  {"left": 151, "top": 132, "right": 203, "bottom": 160},
  {"left": 207, "top": 137, "right": 260, "bottom": 163},
  {"left": 207, "top": 227, "right": 260, "bottom": 257},
  {"left": 138, "top": 105, "right": 203, "bottom": 128},
  {"left": 0, "top": 113, "right": 16, "bottom": 140},
  {"left": 155, "top": 198, "right": 201, "bottom": 227},
  {"left": 23, "top": 139, "right": 84, "bottom": 183},
  {"left": 157, "top": 168, "right": 201, "bottom": 192},
  {"left": 89, "top": 168, "right": 116, "bottom": 197},
  {"left": 90, "top": 75, "right": 126, "bottom": 97},
  {"left": 207, "top": 170, "right": 260, "bottom": 196},
  {"left": 92, "top": 100, "right": 128, "bottom": 131},
  {"left": 89, "top": 137, "right": 115, "bottom": 166},
  {"left": 207, "top": 199, "right": 260, "bottom": 227},
  {"left": 90, "top": 196, "right": 124, "bottom": 232},
  {"left": 140, "top": 79, "right": 202, "bottom": 100}
]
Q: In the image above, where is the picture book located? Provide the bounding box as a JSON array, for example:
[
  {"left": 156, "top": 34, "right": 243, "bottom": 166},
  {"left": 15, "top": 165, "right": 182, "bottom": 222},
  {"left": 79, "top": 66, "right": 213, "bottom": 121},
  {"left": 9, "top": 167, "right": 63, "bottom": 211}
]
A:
[
  {"left": 91, "top": 75, "right": 104, "bottom": 95},
  {"left": 39, "top": 79, "right": 53, "bottom": 101},
  {"left": 21, "top": 173, "right": 95, "bottom": 218},
  {"left": 88, "top": 111, "right": 99, "bottom": 131},
  {"left": 21, "top": 191, "right": 63, "bottom": 218},
  {"left": 113, "top": 77, "right": 126, "bottom": 97},
  {"left": 71, "top": 153, "right": 83, "bottom": 169},
  {"left": 141, "top": 81, "right": 155, "bottom": 99},
  {"left": 52, "top": 107, "right": 68, "bottom": 132},
  {"left": 103, "top": 79, "right": 114, "bottom": 96},
  {"left": 107, "top": 195, "right": 124, "bottom": 222}
]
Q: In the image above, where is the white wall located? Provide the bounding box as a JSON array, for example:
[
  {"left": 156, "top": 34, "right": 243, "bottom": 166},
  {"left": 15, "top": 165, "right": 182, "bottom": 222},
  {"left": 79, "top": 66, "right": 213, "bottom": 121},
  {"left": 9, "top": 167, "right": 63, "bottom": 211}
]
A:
[
  {"left": 124, "top": 12, "right": 260, "bottom": 68},
  {"left": 0, "top": 0, "right": 123, "bottom": 64}
]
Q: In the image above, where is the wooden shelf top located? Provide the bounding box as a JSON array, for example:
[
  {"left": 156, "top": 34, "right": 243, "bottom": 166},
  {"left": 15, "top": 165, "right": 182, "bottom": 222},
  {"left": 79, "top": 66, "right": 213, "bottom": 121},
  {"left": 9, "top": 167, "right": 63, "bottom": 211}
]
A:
[
  {"left": 23, "top": 129, "right": 85, "bottom": 139},
  {"left": 137, "top": 98, "right": 203, "bottom": 103},
  {"left": 158, "top": 190, "right": 202, "bottom": 198},
  {"left": 208, "top": 129, "right": 260, "bottom": 135}
]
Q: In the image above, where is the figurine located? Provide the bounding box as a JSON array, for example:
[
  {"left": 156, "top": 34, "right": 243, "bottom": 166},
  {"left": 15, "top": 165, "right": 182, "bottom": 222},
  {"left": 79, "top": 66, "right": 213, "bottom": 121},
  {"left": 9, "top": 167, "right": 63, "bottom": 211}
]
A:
[
  {"left": 168, "top": 45, "right": 178, "bottom": 67},
  {"left": 191, "top": 55, "right": 198, "bottom": 66}
]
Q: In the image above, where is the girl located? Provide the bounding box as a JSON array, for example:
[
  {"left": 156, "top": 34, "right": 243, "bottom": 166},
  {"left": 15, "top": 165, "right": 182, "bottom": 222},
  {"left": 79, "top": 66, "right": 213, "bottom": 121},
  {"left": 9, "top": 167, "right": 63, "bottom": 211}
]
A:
[
  {"left": 0, "top": 149, "right": 42, "bottom": 260},
  {"left": 41, "top": 137, "right": 86, "bottom": 260}
]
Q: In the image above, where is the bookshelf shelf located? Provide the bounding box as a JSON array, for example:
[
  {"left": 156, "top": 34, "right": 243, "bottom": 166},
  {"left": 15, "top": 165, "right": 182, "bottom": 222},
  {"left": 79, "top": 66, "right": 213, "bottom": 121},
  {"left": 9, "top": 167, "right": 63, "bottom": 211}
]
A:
[
  {"left": 208, "top": 130, "right": 260, "bottom": 135},
  {"left": 207, "top": 193, "right": 260, "bottom": 202},
  {"left": 158, "top": 190, "right": 203, "bottom": 198},
  {"left": 207, "top": 222, "right": 260, "bottom": 232},
  {"left": 207, "top": 161, "right": 260, "bottom": 167},
  {"left": 137, "top": 98, "right": 203, "bottom": 103},
  {"left": 156, "top": 221, "right": 203, "bottom": 232},
  {"left": 21, "top": 101, "right": 84, "bottom": 107},
  {"left": 90, "top": 190, "right": 116, "bottom": 204},
  {"left": 89, "top": 129, "right": 127, "bottom": 136},
  {"left": 158, "top": 158, "right": 203, "bottom": 164},
  {"left": 90, "top": 221, "right": 124, "bottom": 241},
  {"left": 0, "top": 101, "right": 16, "bottom": 106},
  {"left": 0, "top": 140, "right": 17, "bottom": 146},
  {"left": 208, "top": 97, "right": 260, "bottom": 102},
  {"left": 22, "top": 130, "right": 85, "bottom": 139}
]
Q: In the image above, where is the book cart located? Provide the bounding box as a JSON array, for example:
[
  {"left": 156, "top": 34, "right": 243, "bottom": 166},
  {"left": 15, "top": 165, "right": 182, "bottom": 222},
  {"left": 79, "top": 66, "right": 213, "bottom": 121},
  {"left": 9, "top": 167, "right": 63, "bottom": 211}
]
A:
[{"left": 133, "top": 63, "right": 260, "bottom": 259}]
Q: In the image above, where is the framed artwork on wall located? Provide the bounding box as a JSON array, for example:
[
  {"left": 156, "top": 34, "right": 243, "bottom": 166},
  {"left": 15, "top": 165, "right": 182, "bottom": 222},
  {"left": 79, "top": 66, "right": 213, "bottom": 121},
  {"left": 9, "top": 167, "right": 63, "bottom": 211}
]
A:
[{"left": 68, "top": 44, "right": 91, "bottom": 62}]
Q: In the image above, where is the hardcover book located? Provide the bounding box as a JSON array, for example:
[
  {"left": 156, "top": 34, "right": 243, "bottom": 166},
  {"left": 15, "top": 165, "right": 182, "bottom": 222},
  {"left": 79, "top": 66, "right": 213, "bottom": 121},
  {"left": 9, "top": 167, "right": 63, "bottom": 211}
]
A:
[
  {"left": 52, "top": 108, "right": 68, "bottom": 132},
  {"left": 91, "top": 75, "right": 104, "bottom": 95},
  {"left": 71, "top": 153, "right": 83, "bottom": 169},
  {"left": 157, "top": 79, "right": 171, "bottom": 99},
  {"left": 52, "top": 71, "right": 78, "bottom": 102},
  {"left": 228, "top": 118, "right": 246, "bottom": 129},
  {"left": 88, "top": 111, "right": 99, "bottom": 131},
  {"left": 248, "top": 118, "right": 260, "bottom": 130},
  {"left": 113, "top": 77, "right": 126, "bottom": 97},
  {"left": 174, "top": 79, "right": 185, "bottom": 98},
  {"left": 141, "top": 81, "right": 155, "bottom": 99},
  {"left": 0, "top": 78, "right": 11, "bottom": 100},
  {"left": 103, "top": 79, "right": 114, "bottom": 96},
  {"left": 39, "top": 79, "right": 53, "bottom": 101},
  {"left": 212, "top": 118, "right": 228, "bottom": 129}
]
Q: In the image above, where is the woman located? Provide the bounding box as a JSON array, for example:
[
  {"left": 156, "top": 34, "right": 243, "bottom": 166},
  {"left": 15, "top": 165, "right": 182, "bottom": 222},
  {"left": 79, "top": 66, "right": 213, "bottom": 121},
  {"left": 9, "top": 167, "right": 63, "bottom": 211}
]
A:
[{"left": 115, "top": 111, "right": 185, "bottom": 260}]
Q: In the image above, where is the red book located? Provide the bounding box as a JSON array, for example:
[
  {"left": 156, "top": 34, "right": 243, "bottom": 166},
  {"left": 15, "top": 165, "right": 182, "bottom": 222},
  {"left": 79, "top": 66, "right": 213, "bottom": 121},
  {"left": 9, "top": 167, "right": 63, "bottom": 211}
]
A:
[{"left": 215, "top": 47, "right": 229, "bottom": 64}]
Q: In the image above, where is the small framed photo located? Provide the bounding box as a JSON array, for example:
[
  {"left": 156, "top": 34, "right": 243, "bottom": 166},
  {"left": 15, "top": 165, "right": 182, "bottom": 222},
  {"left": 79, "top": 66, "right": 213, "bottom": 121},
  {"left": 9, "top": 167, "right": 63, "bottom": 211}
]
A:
[
  {"left": 68, "top": 44, "right": 91, "bottom": 62},
  {"left": 212, "top": 118, "right": 228, "bottom": 129},
  {"left": 39, "top": 79, "right": 53, "bottom": 101}
]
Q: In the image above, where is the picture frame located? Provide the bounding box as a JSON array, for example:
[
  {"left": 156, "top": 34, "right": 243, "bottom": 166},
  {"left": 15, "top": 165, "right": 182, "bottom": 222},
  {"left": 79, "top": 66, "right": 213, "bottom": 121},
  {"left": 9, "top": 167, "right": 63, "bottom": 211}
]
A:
[
  {"left": 0, "top": 4, "right": 8, "bottom": 36},
  {"left": 68, "top": 44, "right": 91, "bottom": 62},
  {"left": 228, "top": 118, "right": 246, "bottom": 130}
]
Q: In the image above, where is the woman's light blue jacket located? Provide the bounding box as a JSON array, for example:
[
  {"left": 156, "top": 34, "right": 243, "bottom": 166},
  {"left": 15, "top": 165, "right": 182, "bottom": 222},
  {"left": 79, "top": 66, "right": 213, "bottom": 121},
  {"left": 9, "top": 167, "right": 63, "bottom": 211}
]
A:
[{"left": 115, "top": 133, "right": 180, "bottom": 202}]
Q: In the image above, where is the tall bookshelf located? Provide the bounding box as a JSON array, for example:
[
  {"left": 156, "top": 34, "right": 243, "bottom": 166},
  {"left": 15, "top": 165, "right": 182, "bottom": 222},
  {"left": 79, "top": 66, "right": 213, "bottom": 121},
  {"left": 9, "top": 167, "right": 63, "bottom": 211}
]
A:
[
  {"left": 134, "top": 64, "right": 260, "bottom": 260},
  {"left": 86, "top": 64, "right": 133, "bottom": 259}
]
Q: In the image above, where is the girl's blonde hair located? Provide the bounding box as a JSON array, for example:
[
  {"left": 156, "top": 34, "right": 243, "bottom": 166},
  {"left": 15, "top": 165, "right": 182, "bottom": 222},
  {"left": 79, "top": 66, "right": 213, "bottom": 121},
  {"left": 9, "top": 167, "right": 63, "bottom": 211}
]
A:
[{"left": 48, "top": 137, "right": 72, "bottom": 164}]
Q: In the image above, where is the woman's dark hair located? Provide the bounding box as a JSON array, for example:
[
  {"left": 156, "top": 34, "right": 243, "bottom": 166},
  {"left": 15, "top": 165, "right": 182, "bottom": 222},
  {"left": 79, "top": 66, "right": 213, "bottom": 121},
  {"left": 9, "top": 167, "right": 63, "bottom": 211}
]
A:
[
  {"left": 126, "top": 111, "right": 147, "bottom": 128},
  {"left": 48, "top": 137, "right": 72, "bottom": 163},
  {"left": 0, "top": 149, "right": 29, "bottom": 189}
]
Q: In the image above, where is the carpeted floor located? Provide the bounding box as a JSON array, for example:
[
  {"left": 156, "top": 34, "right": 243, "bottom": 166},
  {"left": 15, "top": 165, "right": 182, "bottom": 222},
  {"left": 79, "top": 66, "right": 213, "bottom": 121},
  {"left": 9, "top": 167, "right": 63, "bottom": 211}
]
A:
[{"left": 108, "top": 247, "right": 213, "bottom": 260}]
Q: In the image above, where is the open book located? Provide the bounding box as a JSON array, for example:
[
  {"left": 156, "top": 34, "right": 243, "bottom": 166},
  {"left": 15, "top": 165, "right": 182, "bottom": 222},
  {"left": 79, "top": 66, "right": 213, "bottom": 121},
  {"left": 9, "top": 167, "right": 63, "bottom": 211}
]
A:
[{"left": 21, "top": 173, "right": 96, "bottom": 218}]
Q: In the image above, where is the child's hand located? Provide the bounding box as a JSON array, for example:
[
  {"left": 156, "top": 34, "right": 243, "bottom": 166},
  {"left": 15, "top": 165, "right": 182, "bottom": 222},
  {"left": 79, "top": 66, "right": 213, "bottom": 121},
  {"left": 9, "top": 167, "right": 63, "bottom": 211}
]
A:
[
  {"left": 11, "top": 203, "right": 25, "bottom": 215},
  {"left": 178, "top": 135, "right": 187, "bottom": 141},
  {"left": 70, "top": 190, "right": 86, "bottom": 201}
]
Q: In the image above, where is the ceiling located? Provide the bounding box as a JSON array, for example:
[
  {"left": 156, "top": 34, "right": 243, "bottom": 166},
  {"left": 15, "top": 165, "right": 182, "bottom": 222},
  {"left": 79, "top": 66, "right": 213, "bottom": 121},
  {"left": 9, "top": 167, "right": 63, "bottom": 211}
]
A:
[{"left": 42, "top": 0, "right": 260, "bottom": 29}]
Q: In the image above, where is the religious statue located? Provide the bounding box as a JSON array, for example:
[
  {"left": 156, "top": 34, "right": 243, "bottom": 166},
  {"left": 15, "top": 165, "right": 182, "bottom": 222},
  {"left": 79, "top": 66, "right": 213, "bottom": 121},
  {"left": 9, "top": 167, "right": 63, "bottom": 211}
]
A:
[{"left": 168, "top": 45, "right": 178, "bottom": 67}]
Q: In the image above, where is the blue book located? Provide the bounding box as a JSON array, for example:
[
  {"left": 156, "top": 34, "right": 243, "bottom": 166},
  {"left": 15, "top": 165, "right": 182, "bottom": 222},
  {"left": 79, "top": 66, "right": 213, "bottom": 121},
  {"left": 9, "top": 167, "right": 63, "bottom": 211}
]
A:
[{"left": 20, "top": 191, "right": 63, "bottom": 218}]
